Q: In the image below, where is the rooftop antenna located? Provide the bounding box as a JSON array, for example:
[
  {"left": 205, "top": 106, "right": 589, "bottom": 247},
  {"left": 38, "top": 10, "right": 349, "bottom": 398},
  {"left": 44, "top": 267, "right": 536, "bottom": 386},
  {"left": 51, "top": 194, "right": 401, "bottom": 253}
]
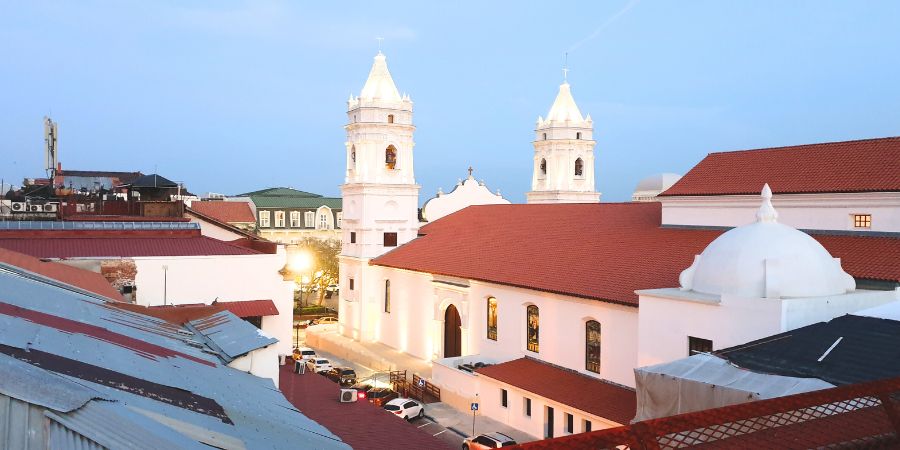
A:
[
  {"left": 376, "top": 36, "right": 384, "bottom": 54},
  {"left": 562, "top": 52, "right": 569, "bottom": 82},
  {"left": 44, "top": 116, "right": 58, "bottom": 185}
]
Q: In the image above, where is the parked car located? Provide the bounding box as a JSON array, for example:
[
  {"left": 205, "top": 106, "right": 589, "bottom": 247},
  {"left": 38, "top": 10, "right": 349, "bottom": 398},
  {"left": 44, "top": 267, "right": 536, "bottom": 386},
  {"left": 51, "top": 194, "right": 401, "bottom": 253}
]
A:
[
  {"left": 463, "top": 432, "right": 517, "bottom": 449},
  {"left": 297, "top": 347, "right": 317, "bottom": 361},
  {"left": 349, "top": 381, "right": 374, "bottom": 394},
  {"left": 306, "top": 358, "right": 332, "bottom": 373},
  {"left": 383, "top": 398, "right": 424, "bottom": 421},
  {"left": 366, "top": 388, "right": 399, "bottom": 407},
  {"left": 324, "top": 367, "right": 358, "bottom": 385},
  {"left": 314, "top": 316, "right": 339, "bottom": 325}
]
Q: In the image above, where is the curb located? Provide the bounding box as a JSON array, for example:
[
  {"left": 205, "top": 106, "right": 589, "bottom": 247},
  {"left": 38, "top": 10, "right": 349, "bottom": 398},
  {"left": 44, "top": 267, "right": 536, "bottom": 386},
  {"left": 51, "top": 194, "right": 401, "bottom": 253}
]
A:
[{"left": 423, "top": 415, "right": 469, "bottom": 438}]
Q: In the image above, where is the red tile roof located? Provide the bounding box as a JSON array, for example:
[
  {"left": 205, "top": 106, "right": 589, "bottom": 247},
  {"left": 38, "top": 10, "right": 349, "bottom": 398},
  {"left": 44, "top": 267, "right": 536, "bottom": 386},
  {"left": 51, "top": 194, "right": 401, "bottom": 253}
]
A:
[
  {"left": 216, "top": 299, "right": 279, "bottom": 317},
  {"left": 660, "top": 136, "right": 900, "bottom": 196},
  {"left": 0, "top": 248, "right": 123, "bottom": 301},
  {"left": 279, "top": 364, "right": 454, "bottom": 450},
  {"left": 111, "top": 302, "right": 225, "bottom": 325},
  {"left": 371, "top": 203, "right": 900, "bottom": 306},
  {"left": 476, "top": 358, "right": 637, "bottom": 425},
  {"left": 0, "top": 236, "right": 261, "bottom": 258},
  {"left": 189, "top": 201, "right": 256, "bottom": 223}
]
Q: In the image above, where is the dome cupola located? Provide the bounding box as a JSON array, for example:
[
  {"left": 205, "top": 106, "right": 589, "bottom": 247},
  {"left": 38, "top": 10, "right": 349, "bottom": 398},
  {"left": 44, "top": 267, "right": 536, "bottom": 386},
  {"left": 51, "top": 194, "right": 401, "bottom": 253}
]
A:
[{"left": 679, "top": 184, "right": 856, "bottom": 299}]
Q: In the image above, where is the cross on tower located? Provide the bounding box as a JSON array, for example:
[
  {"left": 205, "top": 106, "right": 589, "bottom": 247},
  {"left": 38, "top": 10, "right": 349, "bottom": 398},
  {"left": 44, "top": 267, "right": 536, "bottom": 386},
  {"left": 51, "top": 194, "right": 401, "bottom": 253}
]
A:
[
  {"left": 376, "top": 37, "right": 384, "bottom": 52},
  {"left": 562, "top": 52, "right": 569, "bottom": 82},
  {"left": 468, "top": 166, "right": 474, "bottom": 177}
]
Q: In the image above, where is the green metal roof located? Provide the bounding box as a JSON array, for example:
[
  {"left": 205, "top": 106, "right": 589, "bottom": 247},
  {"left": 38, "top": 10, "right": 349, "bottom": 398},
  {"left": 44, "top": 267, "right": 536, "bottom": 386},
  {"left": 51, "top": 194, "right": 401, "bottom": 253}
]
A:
[
  {"left": 237, "top": 187, "right": 322, "bottom": 198},
  {"left": 252, "top": 196, "right": 342, "bottom": 209}
]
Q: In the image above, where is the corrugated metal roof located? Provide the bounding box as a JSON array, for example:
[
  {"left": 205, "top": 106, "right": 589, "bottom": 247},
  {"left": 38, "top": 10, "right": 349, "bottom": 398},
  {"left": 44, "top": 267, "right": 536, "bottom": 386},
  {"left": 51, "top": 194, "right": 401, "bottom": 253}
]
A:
[
  {"left": 187, "top": 311, "right": 278, "bottom": 361},
  {"left": 0, "top": 354, "right": 103, "bottom": 412},
  {"left": 0, "top": 270, "right": 348, "bottom": 449}
]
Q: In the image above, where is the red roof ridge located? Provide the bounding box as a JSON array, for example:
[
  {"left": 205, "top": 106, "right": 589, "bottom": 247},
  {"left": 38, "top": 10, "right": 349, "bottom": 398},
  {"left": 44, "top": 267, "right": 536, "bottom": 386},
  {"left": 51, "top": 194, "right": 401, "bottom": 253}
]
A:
[
  {"left": 706, "top": 135, "right": 900, "bottom": 156},
  {"left": 0, "top": 248, "right": 124, "bottom": 301}
]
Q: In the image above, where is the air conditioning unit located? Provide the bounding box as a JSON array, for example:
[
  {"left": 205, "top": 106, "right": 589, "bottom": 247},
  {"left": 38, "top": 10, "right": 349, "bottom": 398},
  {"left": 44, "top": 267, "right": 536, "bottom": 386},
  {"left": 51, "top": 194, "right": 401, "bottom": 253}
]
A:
[
  {"left": 43, "top": 203, "right": 58, "bottom": 213},
  {"left": 29, "top": 204, "right": 43, "bottom": 212},
  {"left": 340, "top": 388, "right": 358, "bottom": 403},
  {"left": 11, "top": 202, "right": 25, "bottom": 213}
]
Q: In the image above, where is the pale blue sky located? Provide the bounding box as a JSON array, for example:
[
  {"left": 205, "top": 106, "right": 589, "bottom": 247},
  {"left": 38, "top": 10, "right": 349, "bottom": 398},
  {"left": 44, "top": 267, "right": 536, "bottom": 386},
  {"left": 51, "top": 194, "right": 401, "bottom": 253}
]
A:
[{"left": 2, "top": 1, "right": 899, "bottom": 202}]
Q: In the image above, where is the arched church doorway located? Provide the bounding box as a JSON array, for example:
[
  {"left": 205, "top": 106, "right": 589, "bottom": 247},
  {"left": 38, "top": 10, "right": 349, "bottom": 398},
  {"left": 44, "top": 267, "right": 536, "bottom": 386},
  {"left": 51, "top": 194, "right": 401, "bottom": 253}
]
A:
[{"left": 444, "top": 304, "right": 462, "bottom": 358}]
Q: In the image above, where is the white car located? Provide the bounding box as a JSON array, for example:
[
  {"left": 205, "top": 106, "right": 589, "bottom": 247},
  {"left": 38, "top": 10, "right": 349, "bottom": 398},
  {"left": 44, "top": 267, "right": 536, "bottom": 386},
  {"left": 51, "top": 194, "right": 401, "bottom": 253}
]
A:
[
  {"left": 306, "top": 358, "right": 332, "bottom": 373},
  {"left": 383, "top": 398, "right": 424, "bottom": 420},
  {"left": 315, "top": 317, "right": 339, "bottom": 325},
  {"left": 297, "top": 347, "right": 317, "bottom": 361}
]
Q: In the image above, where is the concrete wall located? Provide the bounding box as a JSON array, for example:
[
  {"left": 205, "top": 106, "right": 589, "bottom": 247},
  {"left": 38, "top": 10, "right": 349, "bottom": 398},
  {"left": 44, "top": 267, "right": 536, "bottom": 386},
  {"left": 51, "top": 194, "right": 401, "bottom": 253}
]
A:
[
  {"left": 661, "top": 192, "right": 900, "bottom": 232},
  {"left": 228, "top": 344, "right": 281, "bottom": 386}
]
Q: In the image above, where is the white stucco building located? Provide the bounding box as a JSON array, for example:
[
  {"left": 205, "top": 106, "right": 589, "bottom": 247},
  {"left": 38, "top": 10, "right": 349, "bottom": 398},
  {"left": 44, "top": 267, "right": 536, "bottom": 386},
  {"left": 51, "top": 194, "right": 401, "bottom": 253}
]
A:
[{"left": 421, "top": 168, "right": 510, "bottom": 222}]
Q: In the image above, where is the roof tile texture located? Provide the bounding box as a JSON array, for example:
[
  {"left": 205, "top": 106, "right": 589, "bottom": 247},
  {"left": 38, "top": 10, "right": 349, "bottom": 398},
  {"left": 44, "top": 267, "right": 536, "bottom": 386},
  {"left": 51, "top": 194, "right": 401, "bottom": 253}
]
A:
[
  {"left": 372, "top": 203, "right": 900, "bottom": 306},
  {"left": 476, "top": 358, "right": 637, "bottom": 425},
  {"left": 0, "top": 236, "right": 261, "bottom": 258},
  {"left": 0, "top": 248, "right": 123, "bottom": 301},
  {"left": 661, "top": 137, "right": 900, "bottom": 196},
  {"left": 189, "top": 201, "right": 256, "bottom": 223}
]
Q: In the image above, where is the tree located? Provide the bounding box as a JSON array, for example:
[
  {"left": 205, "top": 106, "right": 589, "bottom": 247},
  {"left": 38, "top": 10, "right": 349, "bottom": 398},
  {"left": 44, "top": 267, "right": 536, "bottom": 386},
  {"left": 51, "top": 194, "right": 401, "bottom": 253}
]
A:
[{"left": 295, "top": 238, "right": 341, "bottom": 306}]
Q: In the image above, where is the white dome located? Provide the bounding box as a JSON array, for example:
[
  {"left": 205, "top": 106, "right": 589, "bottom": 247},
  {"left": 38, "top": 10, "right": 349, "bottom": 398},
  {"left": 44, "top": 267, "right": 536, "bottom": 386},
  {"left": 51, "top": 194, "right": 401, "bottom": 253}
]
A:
[
  {"left": 632, "top": 173, "right": 682, "bottom": 202},
  {"left": 679, "top": 184, "right": 855, "bottom": 299}
]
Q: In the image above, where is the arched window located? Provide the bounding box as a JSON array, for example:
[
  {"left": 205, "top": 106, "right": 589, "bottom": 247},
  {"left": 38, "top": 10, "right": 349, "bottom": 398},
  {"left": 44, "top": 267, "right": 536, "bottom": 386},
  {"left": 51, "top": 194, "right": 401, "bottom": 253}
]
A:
[
  {"left": 540, "top": 159, "right": 547, "bottom": 176},
  {"left": 384, "top": 280, "right": 391, "bottom": 313},
  {"left": 586, "top": 320, "right": 601, "bottom": 373},
  {"left": 387, "top": 114, "right": 394, "bottom": 124},
  {"left": 542, "top": 133, "right": 547, "bottom": 140},
  {"left": 486, "top": 297, "right": 498, "bottom": 341},
  {"left": 385, "top": 145, "right": 397, "bottom": 170},
  {"left": 351, "top": 146, "right": 356, "bottom": 163},
  {"left": 575, "top": 158, "right": 584, "bottom": 176},
  {"left": 526, "top": 305, "right": 539, "bottom": 353},
  {"left": 576, "top": 132, "right": 582, "bottom": 140}
]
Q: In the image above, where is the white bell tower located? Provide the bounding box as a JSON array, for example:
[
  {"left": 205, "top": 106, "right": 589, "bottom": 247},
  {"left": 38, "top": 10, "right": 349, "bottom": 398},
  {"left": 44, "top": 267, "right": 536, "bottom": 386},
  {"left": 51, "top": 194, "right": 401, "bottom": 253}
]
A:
[
  {"left": 526, "top": 79, "right": 601, "bottom": 204},
  {"left": 339, "top": 52, "right": 420, "bottom": 341}
]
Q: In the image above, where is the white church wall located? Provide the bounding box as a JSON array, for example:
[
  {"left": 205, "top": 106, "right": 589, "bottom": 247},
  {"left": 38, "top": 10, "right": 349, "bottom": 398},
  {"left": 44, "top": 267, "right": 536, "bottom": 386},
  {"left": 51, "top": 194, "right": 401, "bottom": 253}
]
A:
[
  {"left": 781, "top": 289, "right": 900, "bottom": 331},
  {"left": 372, "top": 265, "right": 436, "bottom": 360},
  {"left": 661, "top": 192, "right": 900, "bottom": 232}
]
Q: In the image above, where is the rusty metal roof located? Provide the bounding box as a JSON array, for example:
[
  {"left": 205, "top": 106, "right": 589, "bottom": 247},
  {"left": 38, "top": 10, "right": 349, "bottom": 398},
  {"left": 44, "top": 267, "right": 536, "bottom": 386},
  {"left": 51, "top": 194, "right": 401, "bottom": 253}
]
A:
[{"left": 187, "top": 310, "right": 278, "bottom": 362}]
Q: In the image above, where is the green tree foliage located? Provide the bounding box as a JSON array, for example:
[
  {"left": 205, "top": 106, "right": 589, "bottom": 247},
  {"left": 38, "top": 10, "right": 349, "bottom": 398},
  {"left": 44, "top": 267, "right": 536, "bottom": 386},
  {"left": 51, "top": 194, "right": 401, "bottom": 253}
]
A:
[{"left": 295, "top": 238, "right": 341, "bottom": 306}]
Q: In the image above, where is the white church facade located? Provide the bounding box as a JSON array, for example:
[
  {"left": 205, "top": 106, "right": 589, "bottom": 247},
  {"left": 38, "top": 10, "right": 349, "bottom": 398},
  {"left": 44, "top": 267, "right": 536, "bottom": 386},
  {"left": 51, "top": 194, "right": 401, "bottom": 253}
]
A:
[{"left": 337, "top": 52, "right": 900, "bottom": 439}]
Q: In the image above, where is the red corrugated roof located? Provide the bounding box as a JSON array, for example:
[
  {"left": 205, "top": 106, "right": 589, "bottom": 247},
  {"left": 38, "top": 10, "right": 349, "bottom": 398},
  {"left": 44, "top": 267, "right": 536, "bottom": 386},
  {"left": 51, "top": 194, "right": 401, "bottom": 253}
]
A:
[
  {"left": 476, "top": 358, "right": 636, "bottom": 425},
  {"left": 0, "top": 236, "right": 261, "bottom": 258},
  {"left": 216, "top": 299, "right": 279, "bottom": 317},
  {"left": 372, "top": 203, "right": 900, "bottom": 306},
  {"left": 0, "top": 248, "right": 123, "bottom": 301},
  {"left": 189, "top": 201, "right": 256, "bottom": 223},
  {"left": 660, "top": 136, "right": 900, "bottom": 196}
]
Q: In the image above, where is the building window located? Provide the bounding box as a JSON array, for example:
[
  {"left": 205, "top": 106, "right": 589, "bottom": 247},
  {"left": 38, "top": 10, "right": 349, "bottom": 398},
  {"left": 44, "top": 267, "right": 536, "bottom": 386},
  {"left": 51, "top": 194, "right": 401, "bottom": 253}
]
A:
[
  {"left": 387, "top": 114, "right": 394, "bottom": 123},
  {"left": 385, "top": 145, "right": 397, "bottom": 170},
  {"left": 336, "top": 212, "right": 342, "bottom": 228},
  {"left": 524, "top": 397, "right": 532, "bottom": 417},
  {"left": 576, "top": 132, "right": 582, "bottom": 140},
  {"left": 586, "top": 320, "right": 601, "bottom": 374},
  {"left": 383, "top": 232, "right": 398, "bottom": 247},
  {"left": 349, "top": 278, "right": 354, "bottom": 290},
  {"left": 539, "top": 159, "right": 547, "bottom": 176},
  {"left": 526, "top": 305, "right": 539, "bottom": 353},
  {"left": 244, "top": 316, "right": 262, "bottom": 329},
  {"left": 854, "top": 214, "right": 872, "bottom": 228},
  {"left": 290, "top": 211, "right": 300, "bottom": 227},
  {"left": 688, "top": 336, "right": 713, "bottom": 356},
  {"left": 384, "top": 280, "right": 391, "bottom": 313},
  {"left": 501, "top": 389, "right": 508, "bottom": 408},
  {"left": 542, "top": 133, "right": 547, "bottom": 140},
  {"left": 351, "top": 146, "right": 356, "bottom": 163},
  {"left": 318, "top": 213, "right": 330, "bottom": 230},
  {"left": 273, "top": 211, "right": 284, "bottom": 227},
  {"left": 575, "top": 158, "right": 584, "bottom": 177},
  {"left": 259, "top": 210, "right": 270, "bottom": 227},
  {"left": 583, "top": 419, "right": 592, "bottom": 432},
  {"left": 350, "top": 231, "right": 357, "bottom": 243},
  {"left": 304, "top": 211, "right": 315, "bottom": 228},
  {"left": 565, "top": 413, "right": 574, "bottom": 434},
  {"left": 486, "top": 297, "right": 498, "bottom": 341}
]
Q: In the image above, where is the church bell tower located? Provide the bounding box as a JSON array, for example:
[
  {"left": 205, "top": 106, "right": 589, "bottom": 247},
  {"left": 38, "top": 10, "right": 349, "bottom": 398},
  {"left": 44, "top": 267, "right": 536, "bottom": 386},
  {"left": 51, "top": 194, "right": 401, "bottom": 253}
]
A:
[
  {"left": 339, "top": 52, "right": 420, "bottom": 341},
  {"left": 526, "top": 78, "right": 601, "bottom": 204}
]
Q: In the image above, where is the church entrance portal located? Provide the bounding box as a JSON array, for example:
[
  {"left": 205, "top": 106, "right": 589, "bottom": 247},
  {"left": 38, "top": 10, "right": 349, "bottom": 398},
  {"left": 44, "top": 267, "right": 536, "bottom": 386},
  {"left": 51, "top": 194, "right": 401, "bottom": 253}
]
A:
[{"left": 444, "top": 304, "right": 462, "bottom": 358}]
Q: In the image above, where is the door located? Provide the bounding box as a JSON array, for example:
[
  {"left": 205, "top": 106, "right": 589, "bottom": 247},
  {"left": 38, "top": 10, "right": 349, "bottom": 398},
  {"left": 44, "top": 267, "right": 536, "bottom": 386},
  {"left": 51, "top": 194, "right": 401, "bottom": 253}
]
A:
[
  {"left": 444, "top": 304, "right": 462, "bottom": 357},
  {"left": 545, "top": 405, "right": 555, "bottom": 439}
]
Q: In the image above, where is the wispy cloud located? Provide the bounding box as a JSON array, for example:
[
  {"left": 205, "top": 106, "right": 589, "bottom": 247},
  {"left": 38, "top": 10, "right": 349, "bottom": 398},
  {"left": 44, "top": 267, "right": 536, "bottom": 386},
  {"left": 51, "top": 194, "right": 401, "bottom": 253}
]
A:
[{"left": 567, "top": 0, "right": 640, "bottom": 53}]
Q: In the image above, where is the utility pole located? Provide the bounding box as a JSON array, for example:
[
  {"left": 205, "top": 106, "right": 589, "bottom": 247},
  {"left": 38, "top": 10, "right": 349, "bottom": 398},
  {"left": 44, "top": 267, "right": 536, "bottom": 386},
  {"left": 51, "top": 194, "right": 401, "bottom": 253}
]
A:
[{"left": 162, "top": 265, "right": 169, "bottom": 305}]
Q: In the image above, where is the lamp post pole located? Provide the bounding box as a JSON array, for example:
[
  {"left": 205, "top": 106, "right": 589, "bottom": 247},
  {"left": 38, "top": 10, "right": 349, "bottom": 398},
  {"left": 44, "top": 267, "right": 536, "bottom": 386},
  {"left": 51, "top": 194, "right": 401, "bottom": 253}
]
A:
[{"left": 162, "top": 265, "right": 168, "bottom": 306}]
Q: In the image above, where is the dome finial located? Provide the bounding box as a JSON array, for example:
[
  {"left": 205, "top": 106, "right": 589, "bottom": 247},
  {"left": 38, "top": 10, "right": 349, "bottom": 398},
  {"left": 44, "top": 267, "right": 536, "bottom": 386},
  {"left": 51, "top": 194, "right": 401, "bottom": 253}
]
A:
[{"left": 756, "top": 183, "right": 778, "bottom": 223}]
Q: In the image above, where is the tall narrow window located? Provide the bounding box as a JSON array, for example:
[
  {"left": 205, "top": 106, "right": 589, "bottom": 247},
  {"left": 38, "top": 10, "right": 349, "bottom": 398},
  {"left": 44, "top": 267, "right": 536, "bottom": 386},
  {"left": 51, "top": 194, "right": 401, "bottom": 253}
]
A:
[
  {"left": 575, "top": 158, "right": 584, "bottom": 176},
  {"left": 336, "top": 212, "right": 342, "bottom": 228},
  {"left": 524, "top": 397, "right": 532, "bottom": 417},
  {"left": 304, "top": 211, "right": 315, "bottom": 228},
  {"left": 501, "top": 389, "right": 508, "bottom": 408},
  {"left": 387, "top": 114, "right": 394, "bottom": 123},
  {"left": 350, "top": 231, "right": 357, "bottom": 243},
  {"left": 688, "top": 336, "right": 713, "bottom": 356},
  {"left": 853, "top": 214, "right": 872, "bottom": 228},
  {"left": 290, "top": 211, "right": 300, "bottom": 227},
  {"left": 542, "top": 133, "right": 547, "bottom": 140},
  {"left": 275, "top": 211, "right": 285, "bottom": 227},
  {"left": 383, "top": 232, "right": 398, "bottom": 247},
  {"left": 318, "top": 213, "right": 329, "bottom": 230},
  {"left": 526, "top": 305, "right": 539, "bottom": 353},
  {"left": 586, "top": 320, "right": 601, "bottom": 373},
  {"left": 385, "top": 145, "right": 398, "bottom": 170},
  {"left": 259, "top": 210, "right": 270, "bottom": 227},
  {"left": 539, "top": 159, "right": 547, "bottom": 176},
  {"left": 351, "top": 146, "right": 356, "bottom": 163},
  {"left": 565, "top": 413, "right": 574, "bottom": 434},
  {"left": 384, "top": 280, "right": 391, "bottom": 313},
  {"left": 486, "top": 297, "right": 498, "bottom": 341},
  {"left": 576, "top": 132, "right": 582, "bottom": 140},
  {"left": 349, "top": 278, "right": 354, "bottom": 290}
]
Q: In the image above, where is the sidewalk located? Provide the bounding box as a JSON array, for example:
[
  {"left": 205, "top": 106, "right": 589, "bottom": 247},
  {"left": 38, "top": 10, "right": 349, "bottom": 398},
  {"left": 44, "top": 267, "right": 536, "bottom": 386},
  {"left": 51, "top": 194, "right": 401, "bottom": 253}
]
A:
[
  {"left": 304, "top": 326, "right": 537, "bottom": 445},
  {"left": 426, "top": 402, "right": 538, "bottom": 443}
]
